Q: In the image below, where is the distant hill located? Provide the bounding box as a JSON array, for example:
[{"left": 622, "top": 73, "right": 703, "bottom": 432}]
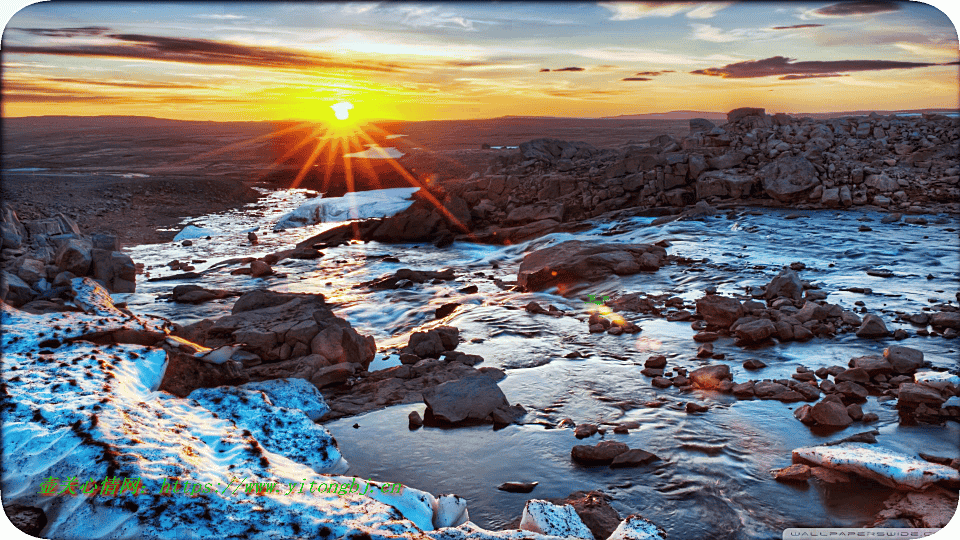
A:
[{"left": 601, "top": 110, "right": 728, "bottom": 120}]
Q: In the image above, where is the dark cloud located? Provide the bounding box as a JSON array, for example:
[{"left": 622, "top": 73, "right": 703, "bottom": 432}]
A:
[
  {"left": 635, "top": 71, "right": 662, "bottom": 76},
  {"left": 622, "top": 77, "right": 652, "bottom": 81},
  {"left": 553, "top": 66, "right": 585, "bottom": 72},
  {"left": 12, "top": 26, "right": 109, "bottom": 37},
  {"left": 779, "top": 73, "right": 847, "bottom": 80},
  {"left": 771, "top": 24, "right": 825, "bottom": 29},
  {"left": 814, "top": 1, "right": 901, "bottom": 16},
  {"left": 5, "top": 32, "right": 407, "bottom": 73},
  {"left": 539, "top": 68, "right": 550, "bottom": 72},
  {"left": 690, "top": 55, "right": 944, "bottom": 78}
]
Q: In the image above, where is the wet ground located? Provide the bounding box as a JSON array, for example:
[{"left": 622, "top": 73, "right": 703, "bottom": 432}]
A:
[{"left": 119, "top": 190, "right": 959, "bottom": 539}]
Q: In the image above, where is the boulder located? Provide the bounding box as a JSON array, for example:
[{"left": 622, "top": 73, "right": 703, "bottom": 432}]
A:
[
  {"left": 545, "top": 491, "right": 622, "bottom": 540},
  {"left": 505, "top": 203, "right": 564, "bottom": 225},
  {"left": 689, "top": 364, "right": 731, "bottom": 389},
  {"left": 695, "top": 295, "right": 743, "bottom": 328},
  {"left": 772, "top": 464, "right": 811, "bottom": 482},
  {"left": 856, "top": 314, "right": 889, "bottom": 338},
  {"left": 883, "top": 346, "right": 924, "bottom": 374},
  {"left": 735, "top": 319, "right": 776, "bottom": 343},
  {"left": 929, "top": 311, "right": 960, "bottom": 329},
  {"left": 849, "top": 355, "right": 893, "bottom": 376},
  {"left": 607, "top": 515, "right": 667, "bottom": 540},
  {"left": 695, "top": 171, "right": 754, "bottom": 200},
  {"left": 55, "top": 237, "right": 93, "bottom": 276},
  {"left": 90, "top": 249, "right": 137, "bottom": 293},
  {"left": 758, "top": 155, "right": 820, "bottom": 203},
  {"left": 571, "top": 440, "right": 630, "bottom": 465},
  {"left": 897, "top": 383, "right": 946, "bottom": 407},
  {"left": 519, "top": 500, "right": 593, "bottom": 539},
  {"left": 690, "top": 118, "right": 715, "bottom": 133},
  {"left": 610, "top": 449, "right": 659, "bottom": 468},
  {"left": 810, "top": 399, "right": 853, "bottom": 427},
  {"left": 728, "top": 107, "right": 765, "bottom": 123},
  {"left": 422, "top": 375, "right": 511, "bottom": 424},
  {"left": 1, "top": 271, "right": 34, "bottom": 307},
  {"left": 517, "top": 240, "right": 665, "bottom": 291}
]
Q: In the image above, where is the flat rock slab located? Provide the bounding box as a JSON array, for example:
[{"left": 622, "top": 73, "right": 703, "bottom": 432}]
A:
[
  {"left": 422, "top": 374, "right": 510, "bottom": 424},
  {"left": 792, "top": 442, "right": 960, "bottom": 491},
  {"left": 517, "top": 240, "right": 666, "bottom": 291}
]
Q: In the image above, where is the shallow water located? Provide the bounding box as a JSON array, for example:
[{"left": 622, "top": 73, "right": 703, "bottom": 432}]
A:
[{"left": 120, "top": 191, "right": 960, "bottom": 539}]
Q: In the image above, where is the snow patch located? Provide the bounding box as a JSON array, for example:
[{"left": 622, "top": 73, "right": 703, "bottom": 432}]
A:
[
  {"left": 237, "top": 378, "right": 330, "bottom": 421},
  {"left": 520, "top": 500, "right": 593, "bottom": 539},
  {"left": 792, "top": 442, "right": 960, "bottom": 491},
  {"left": 343, "top": 146, "right": 404, "bottom": 159},
  {"left": 914, "top": 371, "right": 960, "bottom": 391},
  {"left": 608, "top": 515, "right": 668, "bottom": 540},
  {"left": 273, "top": 187, "right": 418, "bottom": 230}
]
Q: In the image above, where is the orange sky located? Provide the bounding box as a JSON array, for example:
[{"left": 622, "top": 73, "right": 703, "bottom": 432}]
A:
[{"left": 2, "top": 1, "right": 958, "bottom": 121}]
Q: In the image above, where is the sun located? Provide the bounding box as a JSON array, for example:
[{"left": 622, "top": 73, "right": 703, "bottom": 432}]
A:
[{"left": 331, "top": 101, "right": 354, "bottom": 121}]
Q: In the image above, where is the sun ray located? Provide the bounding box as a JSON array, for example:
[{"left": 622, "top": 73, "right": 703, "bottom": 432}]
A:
[
  {"left": 290, "top": 136, "right": 327, "bottom": 190},
  {"left": 175, "top": 121, "right": 317, "bottom": 166}
]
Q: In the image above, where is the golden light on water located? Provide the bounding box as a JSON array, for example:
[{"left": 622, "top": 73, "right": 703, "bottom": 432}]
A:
[{"left": 635, "top": 337, "right": 663, "bottom": 351}]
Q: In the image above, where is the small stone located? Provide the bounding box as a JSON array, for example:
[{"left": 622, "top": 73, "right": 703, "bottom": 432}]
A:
[{"left": 772, "top": 464, "right": 811, "bottom": 482}]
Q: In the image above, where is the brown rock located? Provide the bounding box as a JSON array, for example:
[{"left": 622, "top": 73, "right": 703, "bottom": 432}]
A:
[
  {"left": 610, "top": 448, "right": 659, "bottom": 468},
  {"left": 695, "top": 295, "right": 744, "bottom": 328},
  {"left": 250, "top": 260, "right": 273, "bottom": 278},
  {"left": 571, "top": 440, "right": 630, "bottom": 465},
  {"left": 689, "top": 364, "right": 731, "bottom": 389},
  {"left": 810, "top": 399, "right": 853, "bottom": 427},
  {"left": 772, "top": 464, "right": 811, "bottom": 482}
]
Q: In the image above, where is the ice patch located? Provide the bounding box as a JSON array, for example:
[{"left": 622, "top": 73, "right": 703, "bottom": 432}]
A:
[
  {"left": 343, "top": 145, "right": 404, "bottom": 159},
  {"left": 187, "top": 385, "right": 347, "bottom": 474},
  {"left": 273, "top": 187, "right": 418, "bottom": 230},
  {"left": 520, "top": 500, "right": 593, "bottom": 539},
  {"left": 608, "top": 515, "right": 668, "bottom": 540},
  {"left": 915, "top": 371, "right": 960, "bottom": 390},
  {"left": 172, "top": 225, "right": 257, "bottom": 242},
  {"left": 237, "top": 378, "right": 330, "bottom": 421},
  {"left": 792, "top": 442, "right": 960, "bottom": 491}
]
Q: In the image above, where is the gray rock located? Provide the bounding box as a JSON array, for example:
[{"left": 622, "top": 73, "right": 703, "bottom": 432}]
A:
[
  {"left": 1, "top": 271, "right": 35, "bottom": 307},
  {"left": 517, "top": 240, "right": 665, "bottom": 291},
  {"left": 930, "top": 311, "right": 960, "bottom": 329},
  {"left": 728, "top": 107, "right": 765, "bottom": 123},
  {"left": 735, "top": 319, "right": 776, "bottom": 343},
  {"left": 758, "top": 155, "right": 820, "bottom": 203},
  {"left": 55, "top": 237, "right": 93, "bottom": 276},
  {"left": 810, "top": 399, "right": 853, "bottom": 427},
  {"left": 423, "top": 374, "right": 511, "bottom": 424},
  {"left": 883, "top": 346, "right": 924, "bottom": 374},
  {"left": 690, "top": 118, "right": 716, "bottom": 134},
  {"left": 765, "top": 268, "right": 803, "bottom": 301},
  {"left": 695, "top": 295, "right": 744, "bottom": 328},
  {"left": 856, "top": 314, "right": 889, "bottom": 338},
  {"left": 571, "top": 440, "right": 630, "bottom": 465}
]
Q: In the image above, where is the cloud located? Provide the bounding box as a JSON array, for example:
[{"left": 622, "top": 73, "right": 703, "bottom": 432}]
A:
[
  {"left": 45, "top": 77, "right": 206, "bottom": 89},
  {"left": 540, "top": 68, "right": 550, "bottom": 72},
  {"left": 4, "top": 32, "right": 408, "bottom": 73},
  {"left": 11, "top": 26, "right": 109, "bottom": 38},
  {"left": 771, "top": 24, "right": 824, "bottom": 29},
  {"left": 690, "top": 55, "right": 946, "bottom": 78},
  {"left": 814, "top": 1, "right": 901, "bottom": 16},
  {"left": 690, "top": 23, "right": 782, "bottom": 43},
  {"left": 634, "top": 71, "right": 663, "bottom": 76},
  {"left": 622, "top": 77, "right": 652, "bottom": 81},
  {"left": 599, "top": 2, "right": 732, "bottom": 20},
  {"left": 194, "top": 14, "right": 246, "bottom": 20},
  {"left": 575, "top": 47, "right": 710, "bottom": 65},
  {"left": 553, "top": 66, "right": 585, "bottom": 72},
  {"left": 779, "top": 73, "right": 847, "bottom": 80},
  {"left": 396, "top": 6, "right": 489, "bottom": 31}
]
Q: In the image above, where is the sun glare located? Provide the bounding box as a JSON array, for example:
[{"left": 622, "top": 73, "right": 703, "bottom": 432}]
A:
[{"left": 331, "top": 101, "right": 353, "bottom": 121}]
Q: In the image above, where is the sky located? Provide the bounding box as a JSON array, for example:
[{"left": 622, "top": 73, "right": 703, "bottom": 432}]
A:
[{"left": 1, "top": 1, "right": 958, "bottom": 121}]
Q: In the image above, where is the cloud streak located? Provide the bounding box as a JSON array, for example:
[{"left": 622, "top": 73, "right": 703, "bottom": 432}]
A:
[
  {"left": 5, "top": 31, "right": 409, "bottom": 73},
  {"left": 771, "top": 24, "right": 824, "bottom": 30},
  {"left": 599, "top": 2, "right": 731, "bottom": 20},
  {"left": 622, "top": 77, "right": 652, "bottom": 81},
  {"left": 691, "top": 55, "right": 947, "bottom": 78},
  {"left": 814, "top": 1, "right": 901, "bottom": 17},
  {"left": 11, "top": 26, "right": 109, "bottom": 37}
]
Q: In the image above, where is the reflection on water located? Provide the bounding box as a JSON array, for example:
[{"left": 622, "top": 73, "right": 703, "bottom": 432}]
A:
[{"left": 120, "top": 193, "right": 959, "bottom": 539}]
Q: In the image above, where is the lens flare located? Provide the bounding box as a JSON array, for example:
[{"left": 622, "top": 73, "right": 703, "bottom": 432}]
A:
[{"left": 634, "top": 337, "right": 663, "bottom": 351}]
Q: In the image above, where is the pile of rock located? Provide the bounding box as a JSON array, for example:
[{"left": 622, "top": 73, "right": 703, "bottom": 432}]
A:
[
  {"left": 1, "top": 203, "right": 138, "bottom": 308},
  {"left": 691, "top": 268, "right": 891, "bottom": 346},
  {"left": 439, "top": 108, "right": 958, "bottom": 243}
]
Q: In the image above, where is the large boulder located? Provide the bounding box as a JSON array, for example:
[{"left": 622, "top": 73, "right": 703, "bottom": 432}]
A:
[
  {"left": 55, "top": 237, "right": 93, "bottom": 276},
  {"left": 856, "top": 314, "right": 889, "bottom": 338},
  {"left": 929, "top": 311, "right": 960, "bottom": 329},
  {"left": 883, "top": 346, "right": 924, "bottom": 374},
  {"left": 735, "top": 319, "right": 776, "bottom": 343},
  {"left": 765, "top": 268, "right": 803, "bottom": 301},
  {"left": 505, "top": 203, "right": 564, "bottom": 225},
  {"left": 90, "top": 249, "right": 137, "bottom": 293},
  {"left": 689, "top": 364, "right": 732, "bottom": 389},
  {"left": 1, "top": 271, "right": 35, "bottom": 307},
  {"left": 695, "top": 171, "right": 754, "bottom": 200},
  {"left": 571, "top": 440, "right": 630, "bottom": 465},
  {"left": 728, "top": 107, "right": 765, "bottom": 123},
  {"left": 758, "top": 155, "right": 820, "bottom": 203},
  {"left": 422, "top": 374, "right": 510, "bottom": 424},
  {"left": 517, "top": 240, "right": 666, "bottom": 291},
  {"left": 810, "top": 399, "right": 853, "bottom": 427},
  {"left": 695, "top": 295, "right": 744, "bottom": 328}
]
